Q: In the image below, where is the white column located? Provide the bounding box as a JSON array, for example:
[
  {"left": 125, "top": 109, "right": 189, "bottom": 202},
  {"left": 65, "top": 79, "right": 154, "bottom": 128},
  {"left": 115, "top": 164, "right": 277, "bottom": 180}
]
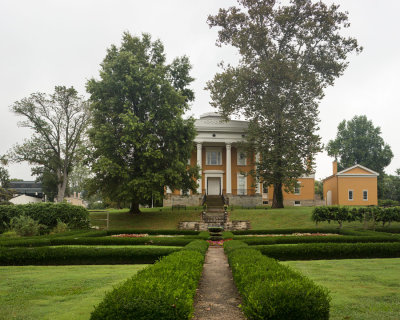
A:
[
  {"left": 226, "top": 143, "right": 232, "bottom": 194},
  {"left": 255, "top": 152, "right": 261, "bottom": 194},
  {"left": 197, "top": 143, "right": 202, "bottom": 194}
]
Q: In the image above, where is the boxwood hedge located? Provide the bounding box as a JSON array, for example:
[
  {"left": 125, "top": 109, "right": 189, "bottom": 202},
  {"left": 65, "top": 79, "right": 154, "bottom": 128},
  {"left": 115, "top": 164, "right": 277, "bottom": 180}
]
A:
[
  {"left": 90, "top": 240, "right": 209, "bottom": 320},
  {"left": 255, "top": 242, "right": 400, "bottom": 260},
  {"left": 224, "top": 242, "right": 330, "bottom": 320},
  {"left": 0, "top": 246, "right": 180, "bottom": 265},
  {"left": 0, "top": 203, "right": 90, "bottom": 231}
]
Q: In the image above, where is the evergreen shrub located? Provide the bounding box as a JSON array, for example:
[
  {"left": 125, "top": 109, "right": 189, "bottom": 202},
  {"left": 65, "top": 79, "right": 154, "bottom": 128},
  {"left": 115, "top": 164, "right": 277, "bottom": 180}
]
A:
[
  {"left": 225, "top": 243, "right": 330, "bottom": 320},
  {"left": 90, "top": 240, "right": 208, "bottom": 320}
]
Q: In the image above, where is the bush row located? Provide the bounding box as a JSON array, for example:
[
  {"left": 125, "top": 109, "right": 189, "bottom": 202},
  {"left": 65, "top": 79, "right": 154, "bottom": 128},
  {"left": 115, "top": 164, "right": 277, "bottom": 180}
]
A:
[
  {"left": 105, "top": 229, "right": 199, "bottom": 236},
  {"left": 0, "top": 236, "right": 196, "bottom": 248},
  {"left": 0, "top": 203, "right": 90, "bottom": 231},
  {"left": 238, "top": 234, "right": 400, "bottom": 245},
  {"left": 231, "top": 228, "right": 354, "bottom": 235},
  {"left": 91, "top": 240, "right": 209, "bottom": 320},
  {"left": 312, "top": 206, "right": 400, "bottom": 228},
  {"left": 254, "top": 242, "right": 400, "bottom": 260},
  {"left": 0, "top": 246, "right": 180, "bottom": 265},
  {"left": 224, "top": 241, "right": 330, "bottom": 320}
]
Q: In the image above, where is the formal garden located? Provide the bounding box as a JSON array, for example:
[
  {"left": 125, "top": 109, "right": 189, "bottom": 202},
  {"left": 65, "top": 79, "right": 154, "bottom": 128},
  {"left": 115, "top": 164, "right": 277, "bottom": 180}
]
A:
[{"left": 1, "top": 202, "right": 400, "bottom": 319}]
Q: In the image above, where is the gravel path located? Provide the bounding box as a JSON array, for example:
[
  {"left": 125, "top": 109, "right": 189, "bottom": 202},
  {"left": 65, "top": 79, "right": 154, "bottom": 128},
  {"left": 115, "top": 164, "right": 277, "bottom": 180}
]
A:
[{"left": 193, "top": 246, "right": 246, "bottom": 320}]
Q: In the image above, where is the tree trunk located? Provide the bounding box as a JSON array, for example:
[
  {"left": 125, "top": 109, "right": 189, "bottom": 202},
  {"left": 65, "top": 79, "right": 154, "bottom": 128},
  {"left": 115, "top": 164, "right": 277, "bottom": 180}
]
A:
[
  {"left": 56, "top": 170, "right": 68, "bottom": 203},
  {"left": 129, "top": 200, "right": 141, "bottom": 214},
  {"left": 272, "top": 182, "right": 284, "bottom": 208}
]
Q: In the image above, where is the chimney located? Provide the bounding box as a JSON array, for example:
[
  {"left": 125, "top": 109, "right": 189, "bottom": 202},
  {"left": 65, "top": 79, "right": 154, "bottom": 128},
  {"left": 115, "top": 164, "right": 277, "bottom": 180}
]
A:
[
  {"left": 73, "top": 191, "right": 77, "bottom": 199},
  {"left": 333, "top": 160, "right": 338, "bottom": 175}
]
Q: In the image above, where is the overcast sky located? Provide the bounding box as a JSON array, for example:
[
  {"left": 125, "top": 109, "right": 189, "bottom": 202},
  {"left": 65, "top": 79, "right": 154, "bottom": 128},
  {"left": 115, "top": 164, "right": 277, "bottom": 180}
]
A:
[{"left": 0, "top": 0, "right": 399, "bottom": 181}]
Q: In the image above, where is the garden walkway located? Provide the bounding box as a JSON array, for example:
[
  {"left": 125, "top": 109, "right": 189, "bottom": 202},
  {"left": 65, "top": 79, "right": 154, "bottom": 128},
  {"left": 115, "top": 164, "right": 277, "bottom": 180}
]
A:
[{"left": 193, "top": 246, "right": 246, "bottom": 320}]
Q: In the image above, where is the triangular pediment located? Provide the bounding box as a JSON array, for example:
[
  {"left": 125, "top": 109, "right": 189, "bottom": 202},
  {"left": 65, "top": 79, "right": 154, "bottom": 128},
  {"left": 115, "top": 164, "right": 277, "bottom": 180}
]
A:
[{"left": 336, "top": 164, "right": 379, "bottom": 176}]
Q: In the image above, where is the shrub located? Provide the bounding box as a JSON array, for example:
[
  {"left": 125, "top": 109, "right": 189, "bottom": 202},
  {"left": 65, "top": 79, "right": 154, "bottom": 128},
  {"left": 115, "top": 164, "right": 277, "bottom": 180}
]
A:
[
  {"left": 223, "top": 239, "right": 249, "bottom": 254},
  {"left": 225, "top": 243, "right": 330, "bottom": 320},
  {"left": 379, "top": 199, "right": 400, "bottom": 207},
  {"left": 90, "top": 241, "right": 208, "bottom": 320},
  {"left": 0, "top": 246, "right": 180, "bottom": 265},
  {"left": 198, "top": 231, "right": 210, "bottom": 240},
  {"left": 106, "top": 229, "right": 199, "bottom": 236},
  {"left": 232, "top": 228, "right": 344, "bottom": 235},
  {"left": 52, "top": 219, "right": 69, "bottom": 234},
  {"left": 222, "top": 231, "right": 234, "bottom": 239},
  {"left": 255, "top": 242, "right": 400, "bottom": 260},
  {"left": 10, "top": 215, "right": 43, "bottom": 236},
  {"left": 0, "top": 203, "right": 90, "bottom": 231}
]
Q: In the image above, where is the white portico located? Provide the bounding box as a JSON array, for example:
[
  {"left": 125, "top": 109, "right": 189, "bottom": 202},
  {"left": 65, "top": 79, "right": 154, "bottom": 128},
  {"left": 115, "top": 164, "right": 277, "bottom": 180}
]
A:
[{"left": 164, "top": 112, "right": 263, "bottom": 207}]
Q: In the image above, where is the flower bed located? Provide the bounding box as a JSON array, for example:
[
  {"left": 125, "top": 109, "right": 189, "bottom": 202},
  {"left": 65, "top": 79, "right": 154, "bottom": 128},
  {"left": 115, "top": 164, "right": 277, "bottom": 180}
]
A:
[
  {"left": 111, "top": 234, "right": 149, "bottom": 238},
  {"left": 207, "top": 239, "right": 232, "bottom": 246}
]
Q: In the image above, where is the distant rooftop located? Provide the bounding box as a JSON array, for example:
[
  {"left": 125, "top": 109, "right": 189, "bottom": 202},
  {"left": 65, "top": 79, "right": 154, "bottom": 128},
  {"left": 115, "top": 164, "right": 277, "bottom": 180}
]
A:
[{"left": 9, "top": 181, "right": 43, "bottom": 195}]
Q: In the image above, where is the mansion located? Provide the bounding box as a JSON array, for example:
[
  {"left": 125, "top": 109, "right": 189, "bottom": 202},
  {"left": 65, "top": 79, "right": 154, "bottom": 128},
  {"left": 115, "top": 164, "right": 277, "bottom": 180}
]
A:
[{"left": 164, "top": 112, "right": 316, "bottom": 207}]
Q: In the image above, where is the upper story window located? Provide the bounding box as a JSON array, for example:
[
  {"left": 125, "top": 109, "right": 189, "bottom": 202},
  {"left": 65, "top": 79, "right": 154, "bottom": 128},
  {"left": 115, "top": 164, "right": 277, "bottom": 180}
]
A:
[
  {"left": 237, "top": 150, "right": 246, "bottom": 166},
  {"left": 348, "top": 190, "right": 354, "bottom": 201},
  {"left": 363, "top": 190, "right": 368, "bottom": 201},
  {"left": 206, "top": 148, "right": 222, "bottom": 165}
]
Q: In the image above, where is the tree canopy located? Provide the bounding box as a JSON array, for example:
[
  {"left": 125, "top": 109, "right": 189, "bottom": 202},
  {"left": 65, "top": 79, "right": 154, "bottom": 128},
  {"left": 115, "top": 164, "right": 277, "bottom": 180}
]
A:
[
  {"left": 207, "top": 0, "right": 362, "bottom": 207},
  {"left": 326, "top": 115, "right": 393, "bottom": 174},
  {"left": 9, "top": 86, "right": 89, "bottom": 202},
  {"left": 87, "top": 32, "right": 199, "bottom": 213}
]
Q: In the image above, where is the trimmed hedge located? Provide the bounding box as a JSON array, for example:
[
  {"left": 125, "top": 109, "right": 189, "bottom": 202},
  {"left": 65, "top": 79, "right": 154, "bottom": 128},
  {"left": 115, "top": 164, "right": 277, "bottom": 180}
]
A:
[
  {"left": 90, "top": 240, "right": 208, "bottom": 320},
  {"left": 105, "top": 229, "right": 199, "bottom": 236},
  {"left": 0, "top": 236, "right": 196, "bottom": 248},
  {"left": 238, "top": 234, "right": 400, "bottom": 245},
  {"left": 222, "top": 231, "right": 234, "bottom": 239},
  {"left": 232, "top": 228, "right": 352, "bottom": 235},
  {"left": 0, "top": 203, "right": 90, "bottom": 231},
  {"left": 0, "top": 246, "right": 180, "bottom": 265},
  {"left": 224, "top": 243, "right": 330, "bottom": 320},
  {"left": 312, "top": 206, "right": 400, "bottom": 228},
  {"left": 255, "top": 242, "right": 400, "bottom": 260}
]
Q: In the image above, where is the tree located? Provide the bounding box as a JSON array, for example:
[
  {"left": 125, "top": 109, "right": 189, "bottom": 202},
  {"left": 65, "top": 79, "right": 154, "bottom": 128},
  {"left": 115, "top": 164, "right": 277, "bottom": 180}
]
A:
[
  {"left": 314, "top": 180, "right": 323, "bottom": 200},
  {"left": 326, "top": 115, "right": 393, "bottom": 197},
  {"left": 207, "top": 0, "right": 361, "bottom": 208},
  {"left": 381, "top": 170, "right": 400, "bottom": 202},
  {"left": 87, "top": 32, "right": 199, "bottom": 214},
  {"left": 9, "top": 86, "right": 90, "bottom": 202}
]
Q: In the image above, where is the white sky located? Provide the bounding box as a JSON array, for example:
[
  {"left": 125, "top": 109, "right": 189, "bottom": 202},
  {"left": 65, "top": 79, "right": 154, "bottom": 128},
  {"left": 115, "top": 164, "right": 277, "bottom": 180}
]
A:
[{"left": 0, "top": 0, "right": 399, "bottom": 181}]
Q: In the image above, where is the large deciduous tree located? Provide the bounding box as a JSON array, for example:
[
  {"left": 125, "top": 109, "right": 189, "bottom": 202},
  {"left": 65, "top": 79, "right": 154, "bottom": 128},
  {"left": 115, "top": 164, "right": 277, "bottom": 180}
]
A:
[
  {"left": 326, "top": 115, "right": 393, "bottom": 197},
  {"left": 87, "top": 32, "right": 199, "bottom": 214},
  {"left": 207, "top": 0, "right": 361, "bottom": 208},
  {"left": 9, "top": 86, "right": 90, "bottom": 202}
]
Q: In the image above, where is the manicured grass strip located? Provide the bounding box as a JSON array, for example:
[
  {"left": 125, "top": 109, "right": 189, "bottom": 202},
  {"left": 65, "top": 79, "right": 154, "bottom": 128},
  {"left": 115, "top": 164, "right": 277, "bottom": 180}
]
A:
[
  {"left": 90, "top": 240, "right": 209, "bottom": 320},
  {"left": 254, "top": 242, "right": 400, "bottom": 260},
  {"left": 283, "top": 258, "right": 400, "bottom": 320},
  {"left": 0, "top": 265, "right": 147, "bottom": 320},
  {"left": 223, "top": 241, "right": 330, "bottom": 320},
  {"left": 0, "top": 236, "right": 195, "bottom": 247},
  {"left": 0, "top": 246, "right": 180, "bottom": 265},
  {"left": 238, "top": 234, "right": 400, "bottom": 245}
]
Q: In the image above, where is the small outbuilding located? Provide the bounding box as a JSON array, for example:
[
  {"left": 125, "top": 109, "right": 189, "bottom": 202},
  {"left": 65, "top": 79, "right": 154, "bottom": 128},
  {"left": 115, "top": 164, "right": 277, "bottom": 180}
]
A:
[{"left": 323, "top": 161, "right": 378, "bottom": 206}]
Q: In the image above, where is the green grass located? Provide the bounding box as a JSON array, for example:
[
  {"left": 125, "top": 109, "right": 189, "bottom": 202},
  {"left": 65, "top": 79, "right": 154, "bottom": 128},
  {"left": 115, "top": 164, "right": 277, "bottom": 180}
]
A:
[
  {"left": 230, "top": 206, "right": 400, "bottom": 230},
  {"left": 283, "top": 258, "right": 400, "bottom": 320},
  {"left": 0, "top": 265, "right": 147, "bottom": 320},
  {"left": 90, "top": 208, "right": 201, "bottom": 230}
]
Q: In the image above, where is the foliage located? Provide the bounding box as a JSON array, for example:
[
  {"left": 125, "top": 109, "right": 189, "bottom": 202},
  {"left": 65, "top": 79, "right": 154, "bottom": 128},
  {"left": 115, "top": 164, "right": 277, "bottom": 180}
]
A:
[
  {"left": 312, "top": 206, "right": 400, "bottom": 228},
  {"left": 207, "top": 0, "right": 361, "bottom": 208},
  {"left": 87, "top": 32, "right": 199, "bottom": 213},
  {"left": 9, "top": 86, "right": 90, "bottom": 202},
  {"left": 380, "top": 169, "right": 400, "bottom": 202},
  {"left": 314, "top": 180, "right": 323, "bottom": 199},
  {"left": 326, "top": 115, "right": 393, "bottom": 197},
  {"left": 256, "top": 242, "right": 400, "bottom": 260},
  {"left": 379, "top": 199, "right": 400, "bottom": 207},
  {"left": 90, "top": 241, "right": 208, "bottom": 320},
  {"left": 0, "top": 166, "right": 10, "bottom": 188},
  {"left": 0, "top": 203, "right": 90, "bottom": 232},
  {"left": 0, "top": 246, "right": 180, "bottom": 265},
  {"left": 225, "top": 243, "right": 330, "bottom": 319},
  {"left": 52, "top": 219, "right": 69, "bottom": 234},
  {"left": 9, "top": 215, "right": 43, "bottom": 236}
]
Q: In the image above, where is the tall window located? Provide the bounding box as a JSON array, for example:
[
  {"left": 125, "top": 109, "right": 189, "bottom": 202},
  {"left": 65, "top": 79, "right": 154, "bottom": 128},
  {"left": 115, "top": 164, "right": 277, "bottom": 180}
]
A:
[
  {"left": 206, "top": 149, "right": 222, "bottom": 165},
  {"left": 294, "top": 182, "right": 301, "bottom": 195},
  {"left": 348, "top": 190, "right": 353, "bottom": 201},
  {"left": 237, "top": 150, "right": 246, "bottom": 165},
  {"left": 238, "top": 174, "right": 246, "bottom": 195},
  {"left": 363, "top": 190, "right": 368, "bottom": 201}
]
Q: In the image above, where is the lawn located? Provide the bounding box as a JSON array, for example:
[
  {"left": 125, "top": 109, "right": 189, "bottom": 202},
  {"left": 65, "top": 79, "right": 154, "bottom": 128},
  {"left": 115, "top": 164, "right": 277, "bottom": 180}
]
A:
[
  {"left": 89, "top": 206, "right": 400, "bottom": 231},
  {"left": 0, "top": 265, "right": 147, "bottom": 320},
  {"left": 284, "top": 258, "right": 400, "bottom": 320},
  {"left": 89, "top": 207, "right": 201, "bottom": 230}
]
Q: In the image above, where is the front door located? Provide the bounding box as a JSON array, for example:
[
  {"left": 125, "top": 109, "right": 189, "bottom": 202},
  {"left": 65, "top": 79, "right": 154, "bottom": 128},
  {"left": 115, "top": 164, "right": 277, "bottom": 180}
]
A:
[{"left": 207, "top": 177, "right": 221, "bottom": 195}]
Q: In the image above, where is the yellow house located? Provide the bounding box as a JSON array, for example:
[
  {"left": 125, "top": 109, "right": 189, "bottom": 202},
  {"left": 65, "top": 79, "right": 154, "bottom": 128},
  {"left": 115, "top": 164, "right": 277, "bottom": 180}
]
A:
[
  {"left": 164, "top": 112, "right": 315, "bottom": 206},
  {"left": 323, "top": 161, "right": 378, "bottom": 206}
]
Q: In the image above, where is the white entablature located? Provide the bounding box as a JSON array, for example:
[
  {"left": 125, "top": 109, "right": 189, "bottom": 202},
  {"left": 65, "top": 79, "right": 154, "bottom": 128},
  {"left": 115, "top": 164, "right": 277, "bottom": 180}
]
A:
[{"left": 194, "top": 112, "right": 248, "bottom": 144}]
